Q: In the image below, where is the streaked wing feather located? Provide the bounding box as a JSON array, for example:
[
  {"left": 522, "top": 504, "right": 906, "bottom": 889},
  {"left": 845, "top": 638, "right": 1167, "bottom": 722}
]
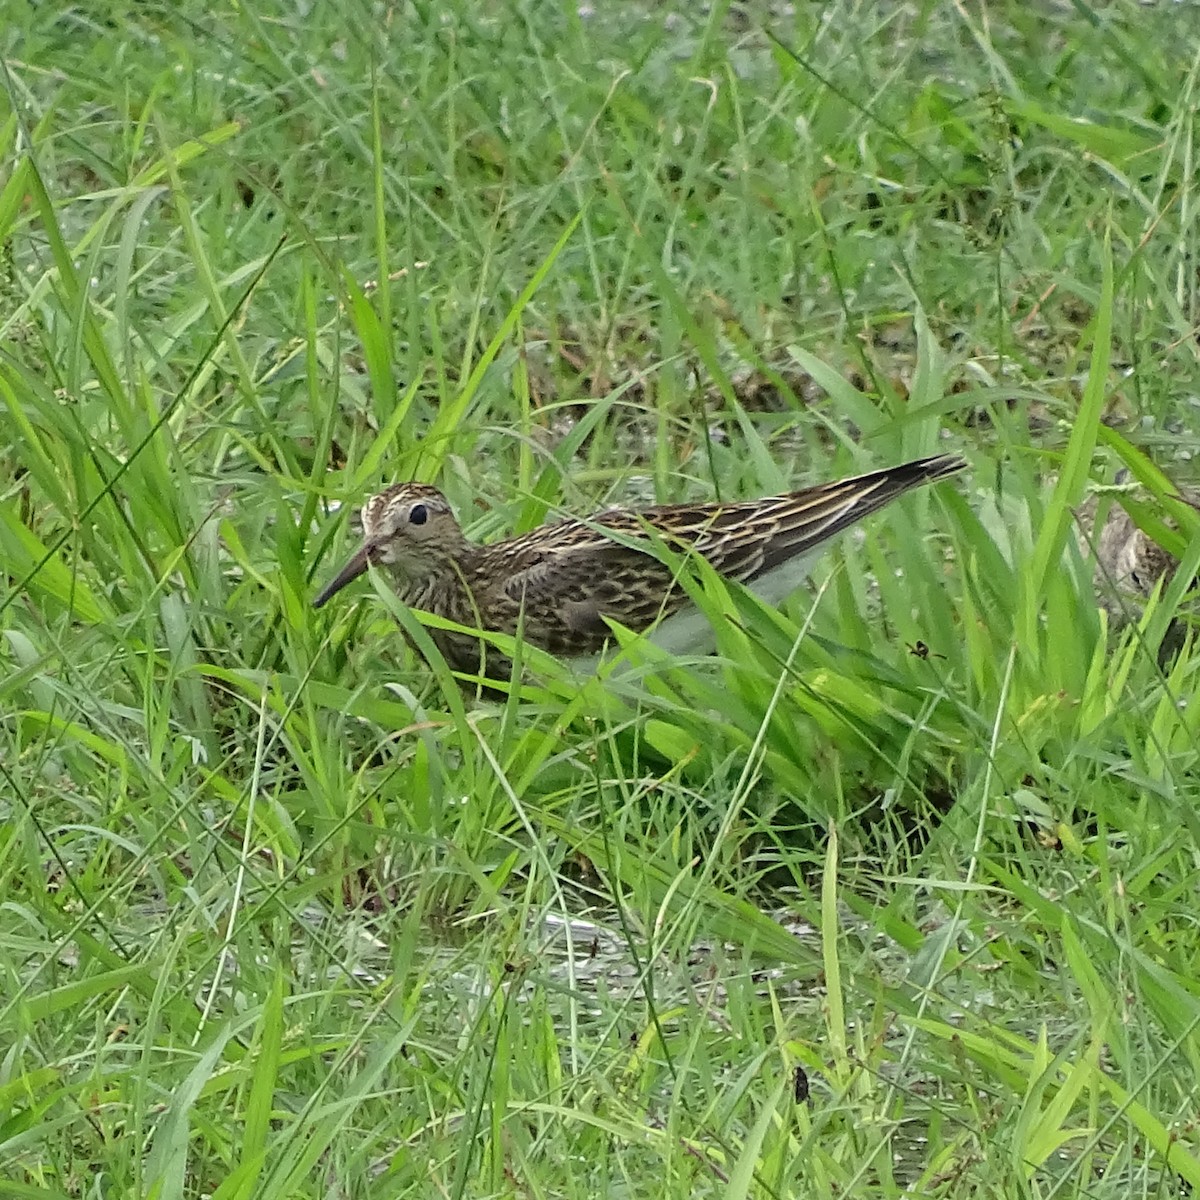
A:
[
  {"left": 495, "top": 525, "right": 689, "bottom": 654},
  {"left": 491, "top": 454, "right": 962, "bottom": 653}
]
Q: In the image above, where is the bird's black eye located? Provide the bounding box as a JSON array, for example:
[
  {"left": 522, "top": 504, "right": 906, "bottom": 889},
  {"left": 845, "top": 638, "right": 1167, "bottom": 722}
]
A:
[{"left": 409, "top": 504, "right": 428, "bottom": 526}]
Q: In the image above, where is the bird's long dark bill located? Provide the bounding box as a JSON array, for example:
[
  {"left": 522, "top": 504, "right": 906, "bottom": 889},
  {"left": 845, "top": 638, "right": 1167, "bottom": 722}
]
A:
[{"left": 313, "top": 545, "right": 372, "bottom": 609}]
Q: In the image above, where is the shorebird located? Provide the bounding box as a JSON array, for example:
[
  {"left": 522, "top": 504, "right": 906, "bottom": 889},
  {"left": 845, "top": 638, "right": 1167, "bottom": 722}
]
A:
[
  {"left": 1076, "top": 470, "right": 1198, "bottom": 659},
  {"left": 1077, "top": 473, "right": 1194, "bottom": 609},
  {"left": 313, "top": 453, "right": 966, "bottom": 681}
]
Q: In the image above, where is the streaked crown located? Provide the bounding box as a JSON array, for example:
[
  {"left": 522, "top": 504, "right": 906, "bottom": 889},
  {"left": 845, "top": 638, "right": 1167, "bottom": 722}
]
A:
[{"left": 361, "top": 483, "right": 465, "bottom": 575}]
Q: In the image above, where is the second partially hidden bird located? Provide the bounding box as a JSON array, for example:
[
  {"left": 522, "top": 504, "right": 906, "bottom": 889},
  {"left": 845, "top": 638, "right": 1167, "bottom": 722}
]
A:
[{"left": 313, "top": 453, "right": 966, "bottom": 682}]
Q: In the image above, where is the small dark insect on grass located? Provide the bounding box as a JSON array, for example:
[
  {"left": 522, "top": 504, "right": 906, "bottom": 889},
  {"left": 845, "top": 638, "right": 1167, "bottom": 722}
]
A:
[{"left": 907, "top": 640, "right": 945, "bottom": 661}]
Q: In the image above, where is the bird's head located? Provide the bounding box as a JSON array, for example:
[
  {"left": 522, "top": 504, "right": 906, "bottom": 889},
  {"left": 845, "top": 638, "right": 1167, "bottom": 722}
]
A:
[{"left": 313, "top": 482, "right": 467, "bottom": 608}]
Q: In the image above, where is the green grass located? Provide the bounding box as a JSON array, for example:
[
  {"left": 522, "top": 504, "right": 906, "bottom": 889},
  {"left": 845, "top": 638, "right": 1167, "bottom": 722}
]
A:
[{"left": 4, "top": 0, "right": 1200, "bottom": 1195}]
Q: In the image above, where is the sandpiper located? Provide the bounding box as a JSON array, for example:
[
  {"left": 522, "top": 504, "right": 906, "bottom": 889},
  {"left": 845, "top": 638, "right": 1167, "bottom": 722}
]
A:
[
  {"left": 1076, "top": 471, "right": 1198, "bottom": 659},
  {"left": 314, "top": 453, "right": 966, "bottom": 681}
]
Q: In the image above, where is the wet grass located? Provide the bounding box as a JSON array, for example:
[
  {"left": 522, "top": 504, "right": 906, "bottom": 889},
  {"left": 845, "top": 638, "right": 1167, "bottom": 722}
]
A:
[{"left": 3, "top": 1, "right": 1200, "bottom": 1196}]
